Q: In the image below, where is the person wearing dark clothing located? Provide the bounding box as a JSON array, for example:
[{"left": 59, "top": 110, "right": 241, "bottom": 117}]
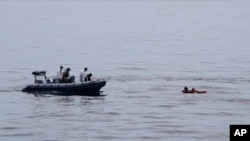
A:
[
  {"left": 62, "top": 68, "right": 71, "bottom": 83},
  {"left": 85, "top": 73, "right": 92, "bottom": 81},
  {"left": 182, "top": 87, "right": 206, "bottom": 94}
]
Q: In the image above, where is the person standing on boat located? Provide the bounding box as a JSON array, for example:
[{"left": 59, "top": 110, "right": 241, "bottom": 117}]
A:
[
  {"left": 56, "top": 66, "right": 63, "bottom": 79},
  {"left": 79, "top": 67, "right": 88, "bottom": 82},
  {"left": 53, "top": 66, "right": 63, "bottom": 83}
]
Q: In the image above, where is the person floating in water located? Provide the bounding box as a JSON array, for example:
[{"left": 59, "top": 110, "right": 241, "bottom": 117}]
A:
[{"left": 182, "top": 87, "right": 206, "bottom": 94}]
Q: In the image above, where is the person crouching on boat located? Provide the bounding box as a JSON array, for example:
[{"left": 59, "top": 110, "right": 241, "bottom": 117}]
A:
[
  {"left": 182, "top": 87, "right": 206, "bottom": 94},
  {"left": 62, "top": 68, "right": 71, "bottom": 83},
  {"left": 85, "top": 73, "right": 92, "bottom": 81}
]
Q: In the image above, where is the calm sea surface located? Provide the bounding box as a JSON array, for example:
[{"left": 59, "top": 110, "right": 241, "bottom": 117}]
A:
[{"left": 1, "top": 0, "right": 250, "bottom": 141}]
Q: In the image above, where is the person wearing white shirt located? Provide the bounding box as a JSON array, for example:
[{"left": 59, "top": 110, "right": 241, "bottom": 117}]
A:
[
  {"left": 56, "top": 66, "right": 63, "bottom": 79},
  {"left": 53, "top": 66, "right": 63, "bottom": 83},
  {"left": 79, "top": 67, "right": 88, "bottom": 82}
]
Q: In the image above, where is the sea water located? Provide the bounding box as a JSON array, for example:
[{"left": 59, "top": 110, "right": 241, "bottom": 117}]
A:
[{"left": 0, "top": 0, "right": 250, "bottom": 141}]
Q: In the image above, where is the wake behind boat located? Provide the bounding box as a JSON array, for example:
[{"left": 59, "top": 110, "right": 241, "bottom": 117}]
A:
[{"left": 22, "top": 71, "right": 106, "bottom": 96}]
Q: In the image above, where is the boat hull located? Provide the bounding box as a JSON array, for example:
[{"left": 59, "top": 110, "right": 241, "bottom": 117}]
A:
[{"left": 22, "top": 79, "right": 106, "bottom": 96}]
